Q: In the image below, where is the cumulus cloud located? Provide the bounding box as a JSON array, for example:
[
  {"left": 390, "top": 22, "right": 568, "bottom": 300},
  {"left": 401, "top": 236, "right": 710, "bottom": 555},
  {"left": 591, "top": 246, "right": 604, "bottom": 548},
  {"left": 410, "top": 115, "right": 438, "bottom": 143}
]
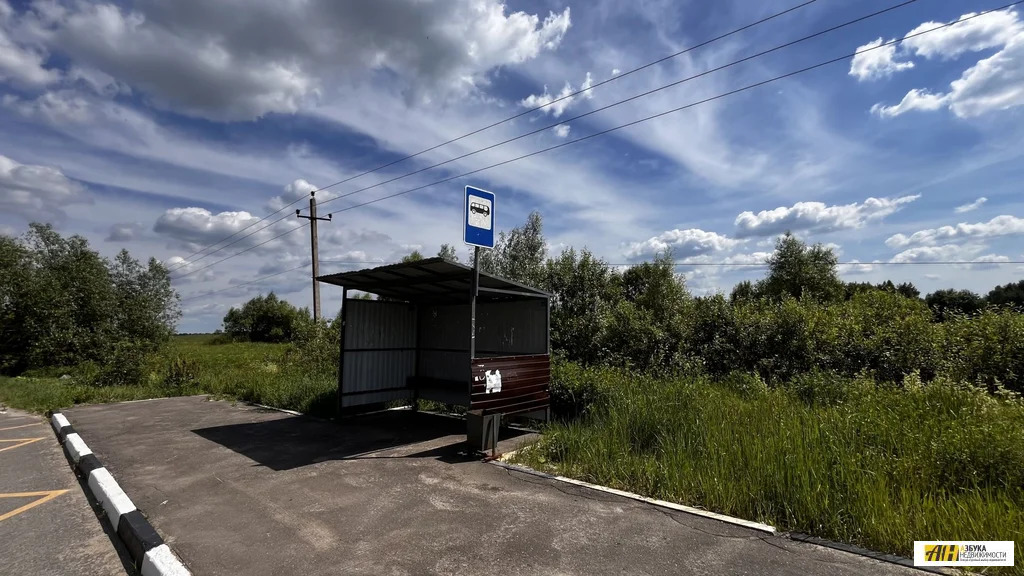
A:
[
  {"left": 889, "top": 243, "right": 1008, "bottom": 267},
  {"left": 955, "top": 197, "right": 987, "bottom": 213},
  {"left": 12, "top": 0, "right": 571, "bottom": 120},
  {"left": 520, "top": 72, "right": 593, "bottom": 117},
  {"left": 866, "top": 9, "right": 1024, "bottom": 118},
  {"left": 266, "top": 179, "right": 320, "bottom": 211},
  {"left": 626, "top": 228, "right": 741, "bottom": 260},
  {"left": 105, "top": 222, "right": 143, "bottom": 242},
  {"left": 734, "top": 195, "right": 920, "bottom": 238},
  {"left": 885, "top": 215, "right": 1024, "bottom": 248},
  {"left": 848, "top": 38, "right": 914, "bottom": 81},
  {"left": 154, "top": 206, "right": 306, "bottom": 256},
  {"left": 0, "top": 154, "right": 88, "bottom": 218},
  {"left": 164, "top": 256, "right": 217, "bottom": 283},
  {"left": 552, "top": 124, "right": 570, "bottom": 138}
]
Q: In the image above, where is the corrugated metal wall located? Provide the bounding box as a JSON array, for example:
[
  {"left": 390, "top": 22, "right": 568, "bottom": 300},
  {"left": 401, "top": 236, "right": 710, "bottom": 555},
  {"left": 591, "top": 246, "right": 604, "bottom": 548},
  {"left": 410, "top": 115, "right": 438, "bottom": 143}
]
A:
[
  {"left": 414, "top": 300, "right": 547, "bottom": 383},
  {"left": 341, "top": 300, "right": 416, "bottom": 408},
  {"left": 476, "top": 300, "right": 548, "bottom": 356},
  {"left": 417, "top": 303, "right": 469, "bottom": 382}
]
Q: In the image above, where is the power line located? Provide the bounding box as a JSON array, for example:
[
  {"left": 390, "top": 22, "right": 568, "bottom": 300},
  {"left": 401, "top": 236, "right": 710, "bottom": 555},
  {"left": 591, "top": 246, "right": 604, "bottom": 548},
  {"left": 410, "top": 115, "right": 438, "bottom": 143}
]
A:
[
  {"left": 165, "top": 0, "right": 818, "bottom": 273},
  {"left": 170, "top": 222, "right": 310, "bottom": 281},
  {"left": 178, "top": 263, "right": 309, "bottom": 303},
  {"left": 306, "top": 0, "right": 821, "bottom": 197},
  {"left": 179, "top": 258, "right": 1024, "bottom": 302},
  {"left": 165, "top": 198, "right": 306, "bottom": 273},
  {"left": 167, "top": 210, "right": 297, "bottom": 273},
  {"left": 316, "top": 3, "right": 1018, "bottom": 218},
  {"left": 172, "top": 2, "right": 1020, "bottom": 280},
  {"left": 315, "top": 0, "right": 919, "bottom": 212},
  {"left": 610, "top": 261, "right": 1024, "bottom": 267}
]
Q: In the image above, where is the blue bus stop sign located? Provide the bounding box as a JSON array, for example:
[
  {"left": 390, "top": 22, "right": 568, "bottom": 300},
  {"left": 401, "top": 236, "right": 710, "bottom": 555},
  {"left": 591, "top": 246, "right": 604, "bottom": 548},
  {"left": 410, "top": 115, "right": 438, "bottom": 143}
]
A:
[{"left": 464, "top": 185, "right": 495, "bottom": 249}]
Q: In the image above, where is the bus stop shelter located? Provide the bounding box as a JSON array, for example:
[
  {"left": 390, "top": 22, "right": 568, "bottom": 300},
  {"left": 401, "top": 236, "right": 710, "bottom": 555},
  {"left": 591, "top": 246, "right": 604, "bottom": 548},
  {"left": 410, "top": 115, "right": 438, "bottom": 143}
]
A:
[{"left": 317, "top": 258, "right": 551, "bottom": 450}]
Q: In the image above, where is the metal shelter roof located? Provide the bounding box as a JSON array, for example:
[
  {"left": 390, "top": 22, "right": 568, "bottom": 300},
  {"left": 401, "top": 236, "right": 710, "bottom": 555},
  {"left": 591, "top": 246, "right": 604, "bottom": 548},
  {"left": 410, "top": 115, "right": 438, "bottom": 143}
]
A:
[{"left": 317, "top": 257, "right": 550, "bottom": 304}]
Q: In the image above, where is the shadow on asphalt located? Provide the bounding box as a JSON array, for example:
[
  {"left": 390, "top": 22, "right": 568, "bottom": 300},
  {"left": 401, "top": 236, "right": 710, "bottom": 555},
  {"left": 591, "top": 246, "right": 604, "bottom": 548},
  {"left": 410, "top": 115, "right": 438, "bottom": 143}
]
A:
[{"left": 191, "top": 410, "right": 529, "bottom": 471}]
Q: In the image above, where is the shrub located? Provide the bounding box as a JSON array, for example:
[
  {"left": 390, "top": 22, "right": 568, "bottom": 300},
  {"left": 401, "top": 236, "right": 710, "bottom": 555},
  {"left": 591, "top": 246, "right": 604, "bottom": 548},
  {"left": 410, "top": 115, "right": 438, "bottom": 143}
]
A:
[
  {"left": 940, "top": 309, "right": 1024, "bottom": 395},
  {"left": 222, "top": 292, "right": 311, "bottom": 343},
  {"left": 718, "top": 370, "right": 767, "bottom": 398},
  {"left": 548, "top": 360, "right": 619, "bottom": 420},
  {"left": 85, "top": 342, "right": 151, "bottom": 387}
]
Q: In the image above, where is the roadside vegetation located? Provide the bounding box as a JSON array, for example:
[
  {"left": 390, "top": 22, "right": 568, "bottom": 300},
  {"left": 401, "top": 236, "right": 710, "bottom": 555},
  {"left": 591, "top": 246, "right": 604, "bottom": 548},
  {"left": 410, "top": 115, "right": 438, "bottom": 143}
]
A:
[{"left": 2, "top": 217, "right": 1024, "bottom": 569}]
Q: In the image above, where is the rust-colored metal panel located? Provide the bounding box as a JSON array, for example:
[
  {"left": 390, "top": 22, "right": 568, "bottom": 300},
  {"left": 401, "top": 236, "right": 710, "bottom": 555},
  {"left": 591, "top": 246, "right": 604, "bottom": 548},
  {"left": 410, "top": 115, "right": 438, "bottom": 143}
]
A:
[{"left": 469, "top": 354, "right": 550, "bottom": 415}]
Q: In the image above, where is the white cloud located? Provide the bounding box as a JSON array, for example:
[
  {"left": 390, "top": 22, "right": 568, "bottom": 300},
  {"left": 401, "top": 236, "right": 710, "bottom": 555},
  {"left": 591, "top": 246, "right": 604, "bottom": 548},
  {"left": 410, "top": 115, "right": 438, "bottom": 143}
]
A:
[
  {"left": 266, "top": 179, "right": 321, "bottom": 211},
  {"left": 154, "top": 206, "right": 307, "bottom": 257},
  {"left": 902, "top": 10, "right": 1021, "bottom": 59},
  {"left": 16, "top": 0, "right": 571, "bottom": 120},
  {"left": 0, "top": 154, "right": 88, "bottom": 218},
  {"left": 734, "top": 195, "right": 920, "bottom": 238},
  {"left": 626, "top": 228, "right": 741, "bottom": 260},
  {"left": 106, "top": 222, "right": 143, "bottom": 242},
  {"left": 871, "top": 89, "right": 947, "bottom": 118},
  {"left": 885, "top": 215, "right": 1024, "bottom": 248},
  {"left": 3, "top": 90, "right": 94, "bottom": 124},
  {"left": 869, "top": 9, "right": 1024, "bottom": 118},
  {"left": 0, "top": 5, "right": 60, "bottom": 87},
  {"left": 848, "top": 38, "right": 914, "bottom": 81},
  {"left": 520, "top": 72, "right": 593, "bottom": 117},
  {"left": 889, "top": 243, "right": 1007, "bottom": 267},
  {"left": 840, "top": 260, "right": 875, "bottom": 275},
  {"left": 955, "top": 197, "right": 987, "bottom": 213},
  {"left": 164, "top": 255, "right": 217, "bottom": 283},
  {"left": 552, "top": 124, "right": 570, "bottom": 138}
]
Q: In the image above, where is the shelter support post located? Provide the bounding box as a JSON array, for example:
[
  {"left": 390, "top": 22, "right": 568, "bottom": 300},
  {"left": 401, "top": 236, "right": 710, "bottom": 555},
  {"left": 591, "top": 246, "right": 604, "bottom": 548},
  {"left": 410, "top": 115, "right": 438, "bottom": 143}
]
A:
[{"left": 336, "top": 287, "right": 348, "bottom": 419}]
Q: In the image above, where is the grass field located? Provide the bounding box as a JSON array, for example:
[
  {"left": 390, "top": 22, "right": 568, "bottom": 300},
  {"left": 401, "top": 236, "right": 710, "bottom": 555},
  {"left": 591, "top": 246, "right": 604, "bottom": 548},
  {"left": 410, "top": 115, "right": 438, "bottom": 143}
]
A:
[
  {"left": 512, "top": 366, "right": 1024, "bottom": 573},
  {"left": 0, "top": 334, "right": 336, "bottom": 415}
]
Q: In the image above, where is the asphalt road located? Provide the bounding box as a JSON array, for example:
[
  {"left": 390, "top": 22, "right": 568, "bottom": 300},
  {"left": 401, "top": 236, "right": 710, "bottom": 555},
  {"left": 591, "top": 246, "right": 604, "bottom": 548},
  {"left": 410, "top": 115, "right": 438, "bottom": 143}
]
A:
[
  {"left": 64, "top": 396, "right": 924, "bottom": 576},
  {"left": 0, "top": 405, "right": 130, "bottom": 576}
]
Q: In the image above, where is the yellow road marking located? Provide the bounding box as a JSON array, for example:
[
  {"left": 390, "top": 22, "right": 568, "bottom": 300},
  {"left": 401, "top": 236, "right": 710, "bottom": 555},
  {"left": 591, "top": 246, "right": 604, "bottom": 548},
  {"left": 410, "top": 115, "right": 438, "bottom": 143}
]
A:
[
  {"left": 0, "top": 422, "right": 42, "bottom": 432},
  {"left": 0, "top": 438, "right": 45, "bottom": 453},
  {"left": 0, "top": 490, "right": 70, "bottom": 522}
]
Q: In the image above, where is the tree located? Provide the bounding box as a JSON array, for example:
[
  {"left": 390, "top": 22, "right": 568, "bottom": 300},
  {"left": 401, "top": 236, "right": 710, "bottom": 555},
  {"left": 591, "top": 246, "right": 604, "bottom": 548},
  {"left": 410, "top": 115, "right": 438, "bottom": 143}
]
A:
[
  {"left": 987, "top": 280, "right": 1024, "bottom": 309},
  {"left": 222, "top": 293, "right": 310, "bottom": 342},
  {"left": 483, "top": 211, "right": 547, "bottom": 287},
  {"left": 602, "top": 251, "right": 690, "bottom": 371},
  {"left": 437, "top": 244, "right": 458, "bottom": 262},
  {"left": 401, "top": 250, "right": 425, "bottom": 263},
  {"left": 925, "top": 288, "right": 985, "bottom": 321},
  {"left": 756, "top": 233, "right": 843, "bottom": 302},
  {"left": 730, "top": 280, "right": 757, "bottom": 303},
  {"left": 544, "top": 248, "right": 617, "bottom": 365},
  {"left": 0, "top": 224, "right": 179, "bottom": 373}
]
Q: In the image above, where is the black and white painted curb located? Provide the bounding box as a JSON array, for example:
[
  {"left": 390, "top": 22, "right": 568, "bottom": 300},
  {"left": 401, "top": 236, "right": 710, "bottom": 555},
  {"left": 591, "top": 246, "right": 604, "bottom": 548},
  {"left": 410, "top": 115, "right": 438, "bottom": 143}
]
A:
[{"left": 50, "top": 412, "right": 191, "bottom": 576}]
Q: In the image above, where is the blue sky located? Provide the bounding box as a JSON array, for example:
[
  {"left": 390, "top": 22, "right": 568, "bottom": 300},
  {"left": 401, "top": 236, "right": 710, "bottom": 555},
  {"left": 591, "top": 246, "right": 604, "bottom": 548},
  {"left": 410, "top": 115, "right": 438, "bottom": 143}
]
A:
[{"left": 1, "top": 0, "right": 1023, "bottom": 332}]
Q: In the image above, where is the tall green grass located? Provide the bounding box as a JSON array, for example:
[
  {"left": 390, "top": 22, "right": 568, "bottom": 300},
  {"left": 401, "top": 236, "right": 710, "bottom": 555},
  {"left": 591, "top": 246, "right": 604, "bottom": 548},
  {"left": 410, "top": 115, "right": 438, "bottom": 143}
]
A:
[
  {"left": 0, "top": 334, "right": 337, "bottom": 416},
  {"left": 515, "top": 367, "right": 1024, "bottom": 571}
]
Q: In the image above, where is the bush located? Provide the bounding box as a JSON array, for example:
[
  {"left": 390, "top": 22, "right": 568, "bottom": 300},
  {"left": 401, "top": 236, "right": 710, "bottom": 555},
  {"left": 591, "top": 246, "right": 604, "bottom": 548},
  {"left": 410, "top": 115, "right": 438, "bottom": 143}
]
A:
[
  {"left": 0, "top": 224, "right": 178, "bottom": 375},
  {"left": 286, "top": 316, "right": 340, "bottom": 377},
  {"left": 940, "top": 309, "right": 1024, "bottom": 395},
  {"left": 222, "top": 293, "right": 311, "bottom": 343},
  {"left": 548, "top": 360, "right": 618, "bottom": 420},
  {"left": 84, "top": 342, "right": 151, "bottom": 388}
]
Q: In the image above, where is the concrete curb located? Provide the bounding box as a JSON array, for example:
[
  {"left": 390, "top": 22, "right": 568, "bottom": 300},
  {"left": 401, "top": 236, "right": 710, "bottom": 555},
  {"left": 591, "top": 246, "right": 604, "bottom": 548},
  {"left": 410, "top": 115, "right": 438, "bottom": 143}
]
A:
[
  {"left": 490, "top": 459, "right": 777, "bottom": 533},
  {"left": 492, "top": 457, "right": 941, "bottom": 574},
  {"left": 50, "top": 413, "right": 191, "bottom": 576}
]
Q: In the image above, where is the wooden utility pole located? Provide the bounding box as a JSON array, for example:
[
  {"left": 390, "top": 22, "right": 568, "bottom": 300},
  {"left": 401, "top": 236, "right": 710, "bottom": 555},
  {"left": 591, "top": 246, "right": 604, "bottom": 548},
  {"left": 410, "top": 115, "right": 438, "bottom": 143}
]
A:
[{"left": 296, "top": 191, "right": 332, "bottom": 321}]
